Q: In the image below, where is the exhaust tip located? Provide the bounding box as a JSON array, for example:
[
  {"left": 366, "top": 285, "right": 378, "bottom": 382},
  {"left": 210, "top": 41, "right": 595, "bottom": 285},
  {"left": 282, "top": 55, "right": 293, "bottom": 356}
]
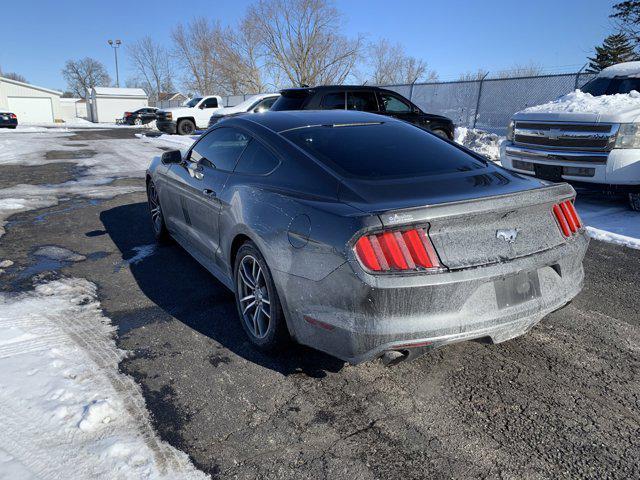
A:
[{"left": 381, "top": 350, "right": 409, "bottom": 367}]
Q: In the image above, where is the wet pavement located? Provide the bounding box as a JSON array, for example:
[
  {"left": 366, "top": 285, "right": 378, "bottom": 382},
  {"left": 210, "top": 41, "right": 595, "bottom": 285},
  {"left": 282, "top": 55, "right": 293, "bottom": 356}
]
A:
[{"left": 0, "top": 128, "right": 639, "bottom": 479}]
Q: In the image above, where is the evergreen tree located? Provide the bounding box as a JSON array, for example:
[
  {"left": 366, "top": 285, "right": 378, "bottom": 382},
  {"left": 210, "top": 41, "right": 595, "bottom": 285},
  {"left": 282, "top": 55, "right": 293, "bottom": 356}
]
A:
[{"left": 587, "top": 33, "right": 639, "bottom": 72}]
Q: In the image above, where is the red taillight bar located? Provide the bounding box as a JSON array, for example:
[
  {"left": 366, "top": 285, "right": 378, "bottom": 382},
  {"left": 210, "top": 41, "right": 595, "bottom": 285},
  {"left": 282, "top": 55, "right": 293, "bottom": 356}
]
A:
[
  {"left": 9, "top": 113, "right": 17, "bottom": 119},
  {"left": 552, "top": 200, "right": 582, "bottom": 238},
  {"left": 354, "top": 226, "right": 443, "bottom": 273}
]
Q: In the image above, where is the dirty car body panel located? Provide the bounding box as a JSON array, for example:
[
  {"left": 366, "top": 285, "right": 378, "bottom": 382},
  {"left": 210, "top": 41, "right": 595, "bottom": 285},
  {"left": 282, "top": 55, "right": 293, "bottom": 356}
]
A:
[{"left": 146, "top": 110, "right": 588, "bottom": 363}]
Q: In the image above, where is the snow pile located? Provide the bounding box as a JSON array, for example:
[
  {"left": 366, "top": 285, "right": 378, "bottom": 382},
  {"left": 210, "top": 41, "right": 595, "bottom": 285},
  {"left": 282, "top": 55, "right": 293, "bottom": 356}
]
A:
[
  {"left": 454, "top": 127, "right": 504, "bottom": 162},
  {"left": 136, "top": 133, "right": 197, "bottom": 152},
  {"left": 0, "top": 126, "right": 52, "bottom": 134},
  {"left": 0, "top": 277, "right": 208, "bottom": 479},
  {"left": 599, "top": 61, "right": 640, "bottom": 78},
  {"left": 522, "top": 89, "right": 640, "bottom": 115}
]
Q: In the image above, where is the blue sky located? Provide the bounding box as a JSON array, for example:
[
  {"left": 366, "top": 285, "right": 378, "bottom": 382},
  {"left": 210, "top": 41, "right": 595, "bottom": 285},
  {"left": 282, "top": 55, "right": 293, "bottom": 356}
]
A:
[{"left": 0, "top": 0, "right": 617, "bottom": 91}]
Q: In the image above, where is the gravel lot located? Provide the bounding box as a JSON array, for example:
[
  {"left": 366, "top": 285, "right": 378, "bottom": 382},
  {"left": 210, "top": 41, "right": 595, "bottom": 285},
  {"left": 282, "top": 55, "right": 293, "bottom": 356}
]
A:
[{"left": 1, "top": 128, "right": 639, "bottom": 479}]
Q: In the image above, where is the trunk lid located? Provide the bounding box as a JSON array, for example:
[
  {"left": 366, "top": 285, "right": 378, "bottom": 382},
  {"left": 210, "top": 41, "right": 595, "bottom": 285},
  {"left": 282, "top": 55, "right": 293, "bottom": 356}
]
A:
[{"left": 339, "top": 170, "right": 574, "bottom": 270}]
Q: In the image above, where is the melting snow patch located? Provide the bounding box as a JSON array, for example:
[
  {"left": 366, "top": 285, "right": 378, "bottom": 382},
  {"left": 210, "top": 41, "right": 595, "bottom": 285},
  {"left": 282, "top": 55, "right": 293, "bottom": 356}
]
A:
[
  {"left": 0, "top": 278, "right": 208, "bottom": 479},
  {"left": 126, "top": 244, "right": 157, "bottom": 265},
  {"left": 34, "top": 246, "right": 86, "bottom": 262}
]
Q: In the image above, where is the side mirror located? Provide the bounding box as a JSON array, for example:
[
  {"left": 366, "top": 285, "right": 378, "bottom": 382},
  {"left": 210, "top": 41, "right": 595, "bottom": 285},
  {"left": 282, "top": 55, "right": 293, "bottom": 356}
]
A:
[{"left": 161, "top": 150, "right": 182, "bottom": 164}]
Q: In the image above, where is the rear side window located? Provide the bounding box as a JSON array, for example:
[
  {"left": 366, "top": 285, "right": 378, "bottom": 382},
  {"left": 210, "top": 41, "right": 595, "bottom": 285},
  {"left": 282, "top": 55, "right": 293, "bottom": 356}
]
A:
[
  {"left": 201, "top": 97, "right": 219, "bottom": 108},
  {"left": 234, "top": 140, "right": 279, "bottom": 175},
  {"left": 271, "top": 93, "right": 309, "bottom": 111},
  {"left": 321, "top": 92, "right": 346, "bottom": 109},
  {"left": 253, "top": 96, "right": 278, "bottom": 112},
  {"left": 347, "top": 91, "right": 378, "bottom": 112},
  {"left": 190, "top": 127, "right": 250, "bottom": 171},
  {"left": 378, "top": 92, "right": 412, "bottom": 113},
  {"left": 283, "top": 122, "right": 484, "bottom": 179}
]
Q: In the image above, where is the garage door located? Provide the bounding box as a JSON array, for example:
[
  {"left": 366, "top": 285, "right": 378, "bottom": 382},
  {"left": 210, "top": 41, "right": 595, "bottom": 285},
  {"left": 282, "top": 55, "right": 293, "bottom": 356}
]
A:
[{"left": 7, "top": 97, "right": 54, "bottom": 123}]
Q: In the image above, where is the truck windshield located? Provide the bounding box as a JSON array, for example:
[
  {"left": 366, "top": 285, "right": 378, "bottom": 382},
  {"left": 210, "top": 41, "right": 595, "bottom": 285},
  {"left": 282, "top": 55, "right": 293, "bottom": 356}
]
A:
[
  {"left": 581, "top": 77, "right": 640, "bottom": 96},
  {"left": 184, "top": 97, "right": 203, "bottom": 108}
]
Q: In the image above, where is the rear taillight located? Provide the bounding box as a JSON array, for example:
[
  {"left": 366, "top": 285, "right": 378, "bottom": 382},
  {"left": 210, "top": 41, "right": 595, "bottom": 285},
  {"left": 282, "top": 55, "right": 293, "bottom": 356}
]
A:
[
  {"left": 125, "top": 112, "right": 132, "bottom": 117},
  {"left": 354, "top": 226, "right": 444, "bottom": 273},
  {"left": 552, "top": 200, "right": 582, "bottom": 238},
  {"left": 9, "top": 113, "right": 16, "bottom": 119}
]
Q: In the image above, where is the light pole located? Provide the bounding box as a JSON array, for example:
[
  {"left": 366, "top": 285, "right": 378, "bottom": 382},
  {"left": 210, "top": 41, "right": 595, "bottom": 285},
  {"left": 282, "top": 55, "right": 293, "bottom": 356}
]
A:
[{"left": 107, "top": 39, "right": 122, "bottom": 87}]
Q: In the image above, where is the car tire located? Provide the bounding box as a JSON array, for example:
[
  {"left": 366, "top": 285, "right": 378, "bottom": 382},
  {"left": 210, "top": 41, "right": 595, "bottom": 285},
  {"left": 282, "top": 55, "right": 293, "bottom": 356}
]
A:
[
  {"left": 432, "top": 128, "right": 450, "bottom": 140},
  {"left": 177, "top": 119, "right": 196, "bottom": 135},
  {"left": 234, "top": 241, "right": 290, "bottom": 351},
  {"left": 8, "top": 126, "right": 16, "bottom": 129},
  {"left": 134, "top": 118, "right": 143, "bottom": 126},
  {"left": 147, "top": 180, "right": 171, "bottom": 243},
  {"left": 629, "top": 193, "right": 640, "bottom": 212}
]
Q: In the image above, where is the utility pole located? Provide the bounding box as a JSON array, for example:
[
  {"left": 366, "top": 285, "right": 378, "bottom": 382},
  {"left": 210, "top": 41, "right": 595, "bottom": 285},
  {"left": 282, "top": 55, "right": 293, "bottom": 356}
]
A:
[{"left": 107, "top": 39, "right": 122, "bottom": 87}]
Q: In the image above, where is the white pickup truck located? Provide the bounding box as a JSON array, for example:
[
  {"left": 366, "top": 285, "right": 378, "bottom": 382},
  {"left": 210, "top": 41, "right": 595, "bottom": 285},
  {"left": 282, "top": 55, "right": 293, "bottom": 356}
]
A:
[
  {"left": 156, "top": 95, "right": 224, "bottom": 135},
  {"left": 500, "top": 61, "right": 640, "bottom": 211}
]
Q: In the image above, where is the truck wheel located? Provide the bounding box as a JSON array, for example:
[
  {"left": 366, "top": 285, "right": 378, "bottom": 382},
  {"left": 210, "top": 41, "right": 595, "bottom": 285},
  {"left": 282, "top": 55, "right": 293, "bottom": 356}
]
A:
[
  {"left": 629, "top": 193, "right": 640, "bottom": 212},
  {"left": 177, "top": 119, "right": 195, "bottom": 135}
]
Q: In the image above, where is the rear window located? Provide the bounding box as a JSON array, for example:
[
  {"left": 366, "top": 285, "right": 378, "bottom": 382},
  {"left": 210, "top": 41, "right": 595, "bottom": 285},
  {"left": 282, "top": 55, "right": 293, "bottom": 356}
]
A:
[
  {"left": 271, "top": 93, "right": 309, "bottom": 111},
  {"left": 581, "top": 76, "right": 640, "bottom": 96},
  {"left": 282, "top": 122, "right": 485, "bottom": 179}
]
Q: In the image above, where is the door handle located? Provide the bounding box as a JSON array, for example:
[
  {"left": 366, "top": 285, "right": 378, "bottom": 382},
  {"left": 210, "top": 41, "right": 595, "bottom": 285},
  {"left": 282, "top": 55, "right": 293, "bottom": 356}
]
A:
[{"left": 202, "top": 188, "right": 217, "bottom": 198}]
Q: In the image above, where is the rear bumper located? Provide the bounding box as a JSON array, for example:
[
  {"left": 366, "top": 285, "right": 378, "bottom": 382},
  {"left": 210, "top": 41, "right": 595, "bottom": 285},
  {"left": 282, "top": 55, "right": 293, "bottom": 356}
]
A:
[
  {"left": 273, "top": 232, "right": 588, "bottom": 364},
  {"left": 501, "top": 142, "right": 640, "bottom": 188},
  {"left": 0, "top": 118, "right": 17, "bottom": 128},
  {"left": 156, "top": 120, "right": 177, "bottom": 134}
]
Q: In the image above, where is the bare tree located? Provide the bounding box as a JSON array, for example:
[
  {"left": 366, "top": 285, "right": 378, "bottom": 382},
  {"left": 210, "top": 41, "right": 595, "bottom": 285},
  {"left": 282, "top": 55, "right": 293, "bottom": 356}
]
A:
[
  {"left": 245, "top": 0, "right": 363, "bottom": 87},
  {"left": 0, "top": 67, "right": 28, "bottom": 83},
  {"left": 457, "top": 69, "right": 490, "bottom": 81},
  {"left": 368, "top": 39, "right": 437, "bottom": 85},
  {"left": 127, "top": 36, "right": 174, "bottom": 102},
  {"left": 171, "top": 18, "right": 222, "bottom": 95},
  {"left": 61, "top": 58, "right": 111, "bottom": 99},
  {"left": 215, "top": 19, "right": 270, "bottom": 94},
  {"left": 495, "top": 63, "right": 543, "bottom": 79}
]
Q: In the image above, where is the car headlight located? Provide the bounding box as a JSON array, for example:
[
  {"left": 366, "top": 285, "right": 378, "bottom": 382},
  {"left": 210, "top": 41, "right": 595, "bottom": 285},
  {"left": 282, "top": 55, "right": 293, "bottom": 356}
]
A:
[
  {"left": 506, "top": 120, "right": 515, "bottom": 141},
  {"left": 615, "top": 123, "right": 640, "bottom": 149},
  {"left": 165, "top": 112, "right": 172, "bottom": 119}
]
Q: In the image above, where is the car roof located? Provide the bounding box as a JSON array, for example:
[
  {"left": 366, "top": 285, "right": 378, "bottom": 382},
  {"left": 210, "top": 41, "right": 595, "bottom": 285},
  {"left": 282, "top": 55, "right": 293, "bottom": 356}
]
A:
[
  {"left": 232, "top": 109, "right": 394, "bottom": 133},
  {"left": 280, "top": 85, "right": 391, "bottom": 95}
]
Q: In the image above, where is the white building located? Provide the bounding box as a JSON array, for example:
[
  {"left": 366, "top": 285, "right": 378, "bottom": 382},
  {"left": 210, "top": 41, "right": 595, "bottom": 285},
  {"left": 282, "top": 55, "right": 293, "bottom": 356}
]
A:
[
  {"left": 0, "top": 76, "right": 63, "bottom": 123},
  {"left": 87, "top": 87, "right": 148, "bottom": 123}
]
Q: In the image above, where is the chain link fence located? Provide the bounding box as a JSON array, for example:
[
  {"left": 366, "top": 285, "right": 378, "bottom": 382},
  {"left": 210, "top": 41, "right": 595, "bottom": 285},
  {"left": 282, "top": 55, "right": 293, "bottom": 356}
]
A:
[{"left": 221, "top": 70, "right": 597, "bottom": 136}]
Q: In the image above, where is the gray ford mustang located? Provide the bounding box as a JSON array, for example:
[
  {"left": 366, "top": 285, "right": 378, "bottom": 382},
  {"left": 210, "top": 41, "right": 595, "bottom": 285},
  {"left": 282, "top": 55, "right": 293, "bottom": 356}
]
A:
[{"left": 146, "top": 110, "right": 588, "bottom": 365}]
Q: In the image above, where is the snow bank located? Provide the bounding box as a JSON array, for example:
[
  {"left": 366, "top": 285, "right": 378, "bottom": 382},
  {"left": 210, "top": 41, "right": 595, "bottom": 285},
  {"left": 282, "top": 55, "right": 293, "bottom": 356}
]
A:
[
  {"left": 454, "top": 127, "right": 504, "bottom": 162},
  {"left": 575, "top": 193, "right": 640, "bottom": 250},
  {"left": 136, "top": 133, "right": 197, "bottom": 152},
  {"left": 522, "top": 89, "right": 640, "bottom": 115},
  {"left": 0, "top": 277, "right": 208, "bottom": 479}
]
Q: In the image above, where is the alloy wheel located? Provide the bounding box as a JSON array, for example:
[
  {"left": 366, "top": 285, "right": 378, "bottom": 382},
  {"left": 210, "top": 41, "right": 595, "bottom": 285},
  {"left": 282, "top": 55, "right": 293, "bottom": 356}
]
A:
[
  {"left": 148, "top": 182, "right": 162, "bottom": 234},
  {"left": 237, "top": 254, "right": 271, "bottom": 339}
]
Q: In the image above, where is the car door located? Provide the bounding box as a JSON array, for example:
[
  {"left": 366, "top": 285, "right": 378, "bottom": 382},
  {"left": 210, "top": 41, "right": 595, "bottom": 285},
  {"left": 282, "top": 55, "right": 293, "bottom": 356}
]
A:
[
  {"left": 164, "top": 127, "right": 250, "bottom": 260},
  {"left": 376, "top": 91, "right": 415, "bottom": 123},
  {"left": 346, "top": 90, "right": 379, "bottom": 113}
]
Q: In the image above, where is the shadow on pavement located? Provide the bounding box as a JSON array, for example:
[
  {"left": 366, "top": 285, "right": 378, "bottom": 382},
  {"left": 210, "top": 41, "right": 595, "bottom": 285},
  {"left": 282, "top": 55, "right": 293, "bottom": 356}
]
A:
[{"left": 100, "top": 201, "right": 344, "bottom": 377}]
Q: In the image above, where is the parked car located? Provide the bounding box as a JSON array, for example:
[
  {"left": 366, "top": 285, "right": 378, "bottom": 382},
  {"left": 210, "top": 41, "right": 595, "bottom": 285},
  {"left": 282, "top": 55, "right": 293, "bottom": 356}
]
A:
[
  {"left": 123, "top": 107, "right": 158, "bottom": 125},
  {"left": 500, "top": 61, "right": 640, "bottom": 211},
  {"left": 156, "top": 95, "right": 224, "bottom": 135},
  {"left": 146, "top": 110, "right": 587, "bottom": 365},
  {"left": 0, "top": 110, "right": 17, "bottom": 129},
  {"left": 208, "top": 93, "right": 280, "bottom": 127},
  {"left": 270, "top": 85, "right": 454, "bottom": 139}
]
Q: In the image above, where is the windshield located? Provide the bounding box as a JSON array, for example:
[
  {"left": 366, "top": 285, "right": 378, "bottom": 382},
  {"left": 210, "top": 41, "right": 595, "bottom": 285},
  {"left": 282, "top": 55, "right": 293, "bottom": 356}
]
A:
[
  {"left": 184, "top": 97, "right": 203, "bottom": 108},
  {"left": 581, "top": 77, "right": 640, "bottom": 96},
  {"left": 282, "top": 121, "right": 485, "bottom": 179}
]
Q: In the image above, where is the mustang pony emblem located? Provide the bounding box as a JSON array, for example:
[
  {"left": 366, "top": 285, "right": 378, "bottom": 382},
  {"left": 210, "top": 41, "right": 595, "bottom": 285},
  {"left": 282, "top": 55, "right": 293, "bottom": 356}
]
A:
[{"left": 496, "top": 228, "right": 518, "bottom": 243}]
